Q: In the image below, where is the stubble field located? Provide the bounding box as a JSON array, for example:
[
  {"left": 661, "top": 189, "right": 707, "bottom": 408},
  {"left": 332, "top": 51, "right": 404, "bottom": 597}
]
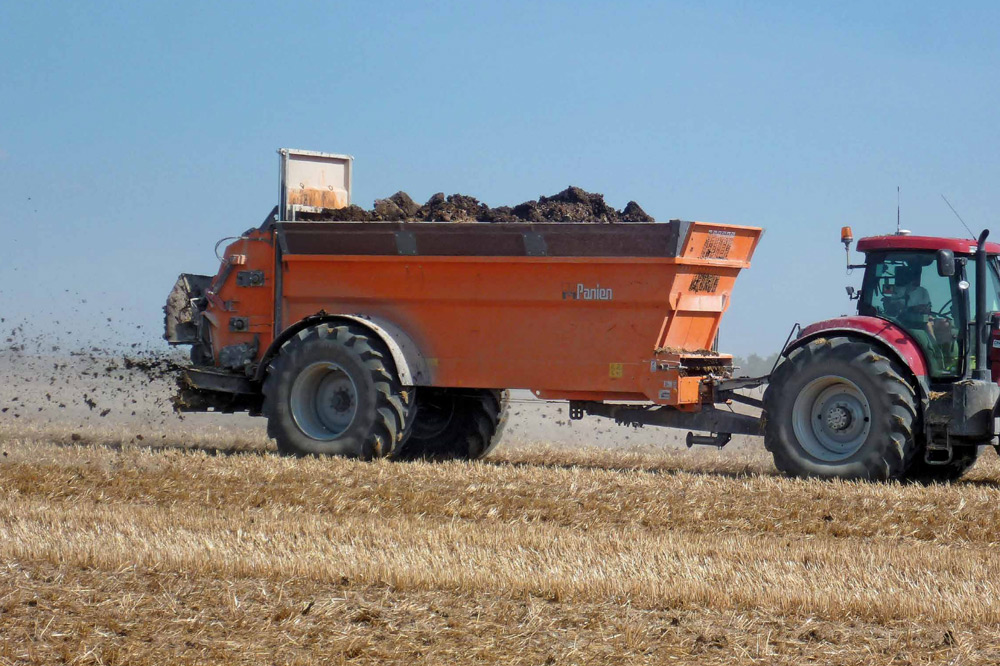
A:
[{"left": 3, "top": 409, "right": 1000, "bottom": 665}]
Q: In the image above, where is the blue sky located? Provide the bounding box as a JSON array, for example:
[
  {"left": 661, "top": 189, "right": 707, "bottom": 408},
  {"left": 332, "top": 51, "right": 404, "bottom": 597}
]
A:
[{"left": 2, "top": 1, "right": 999, "bottom": 355}]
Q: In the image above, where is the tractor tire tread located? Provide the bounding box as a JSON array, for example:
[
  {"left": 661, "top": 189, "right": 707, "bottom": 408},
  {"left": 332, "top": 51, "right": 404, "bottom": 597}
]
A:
[{"left": 763, "top": 336, "right": 918, "bottom": 480}]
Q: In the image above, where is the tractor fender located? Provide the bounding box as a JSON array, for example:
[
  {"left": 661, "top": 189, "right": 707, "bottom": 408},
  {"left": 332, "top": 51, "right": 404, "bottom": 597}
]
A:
[
  {"left": 783, "top": 317, "right": 930, "bottom": 397},
  {"left": 254, "top": 314, "right": 433, "bottom": 386}
]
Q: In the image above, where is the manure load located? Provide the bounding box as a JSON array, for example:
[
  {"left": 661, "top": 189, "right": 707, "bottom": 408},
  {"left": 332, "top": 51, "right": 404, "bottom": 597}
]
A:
[{"left": 312, "top": 186, "right": 655, "bottom": 224}]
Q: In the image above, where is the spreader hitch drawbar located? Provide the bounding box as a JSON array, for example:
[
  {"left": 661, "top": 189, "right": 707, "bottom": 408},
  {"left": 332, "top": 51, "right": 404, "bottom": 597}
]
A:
[{"left": 570, "top": 400, "right": 764, "bottom": 450}]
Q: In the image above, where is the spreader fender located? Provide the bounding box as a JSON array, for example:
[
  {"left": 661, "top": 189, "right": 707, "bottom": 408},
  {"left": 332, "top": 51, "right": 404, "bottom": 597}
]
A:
[
  {"left": 255, "top": 314, "right": 433, "bottom": 386},
  {"left": 783, "top": 317, "right": 930, "bottom": 396}
]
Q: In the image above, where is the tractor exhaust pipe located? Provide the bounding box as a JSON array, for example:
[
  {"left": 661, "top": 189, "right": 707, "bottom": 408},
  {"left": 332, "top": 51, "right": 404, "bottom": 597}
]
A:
[{"left": 975, "top": 229, "right": 990, "bottom": 381}]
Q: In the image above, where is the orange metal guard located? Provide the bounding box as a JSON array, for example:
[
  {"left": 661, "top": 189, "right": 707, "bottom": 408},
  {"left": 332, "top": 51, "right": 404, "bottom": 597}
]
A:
[{"left": 204, "top": 220, "right": 762, "bottom": 407}]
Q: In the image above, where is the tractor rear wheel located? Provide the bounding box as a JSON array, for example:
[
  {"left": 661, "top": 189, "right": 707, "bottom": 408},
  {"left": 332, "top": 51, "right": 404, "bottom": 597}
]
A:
[
  {"left": 396, "top": 388, "right": 508, "bottom": 460},
  {"left": 262, "top": 323, "right": 412, "bottom": 458},
  {"left": 763, "top": 337, "right": 919, "bottom": 480},
  {"left": 903, "top": 444, "right": 981, "bottom": 484}
]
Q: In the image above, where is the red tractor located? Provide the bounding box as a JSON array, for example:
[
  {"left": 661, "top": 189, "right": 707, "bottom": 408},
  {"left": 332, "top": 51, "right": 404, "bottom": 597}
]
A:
[{"left": 763, "top": 229, "right": 1000, "bottom": 482}]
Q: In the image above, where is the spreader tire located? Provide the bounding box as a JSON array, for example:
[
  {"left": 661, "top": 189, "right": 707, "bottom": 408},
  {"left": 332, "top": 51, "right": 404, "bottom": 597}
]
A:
[
  {"left": 903, "top": 444, "right": 981, "bottom": 484},
  {"left": 763, "top": 337, "right": 919, "bottom": 480},
  {"left": 262, "top": 323, "right": 412, "bottom": 459},
  {"left": 396, "top": 388, "right": 508, "bottom": 460}
]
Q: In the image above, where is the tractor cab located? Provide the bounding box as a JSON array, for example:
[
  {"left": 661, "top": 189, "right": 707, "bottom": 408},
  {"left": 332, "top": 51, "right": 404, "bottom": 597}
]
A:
[{"left": 851, "top": 233, "right": 1000, "bottom": 381}]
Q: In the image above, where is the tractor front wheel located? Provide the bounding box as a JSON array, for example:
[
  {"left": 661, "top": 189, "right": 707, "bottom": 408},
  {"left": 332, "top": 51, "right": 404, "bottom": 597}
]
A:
[{"left": 763, "top": 337, "right": 919, "bottom": 480}]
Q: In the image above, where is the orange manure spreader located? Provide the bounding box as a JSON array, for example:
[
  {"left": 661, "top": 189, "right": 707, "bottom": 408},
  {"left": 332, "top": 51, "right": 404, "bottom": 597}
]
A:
[{"left": 166, "top": 149, "right": 763, "bottom": 460}]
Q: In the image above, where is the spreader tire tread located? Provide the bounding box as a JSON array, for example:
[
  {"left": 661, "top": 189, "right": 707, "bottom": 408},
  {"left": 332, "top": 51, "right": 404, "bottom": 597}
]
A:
[
  {"left": 262, "top": 323, "right": 411, "bottom": 458},
  {"left": 396, "top": 388, "right": 509, "bottom": 460}
]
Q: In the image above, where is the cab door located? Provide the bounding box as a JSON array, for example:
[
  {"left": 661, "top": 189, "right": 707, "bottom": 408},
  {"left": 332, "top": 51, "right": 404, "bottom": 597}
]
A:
[{"left": 859, "top": 251, "right": 963, "bottom": 378}]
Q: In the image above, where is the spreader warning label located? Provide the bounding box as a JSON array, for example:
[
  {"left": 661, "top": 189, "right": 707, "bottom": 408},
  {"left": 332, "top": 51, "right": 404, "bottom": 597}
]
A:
[{"left": 562, "top": 283, "right": 614, "bottom": 301}]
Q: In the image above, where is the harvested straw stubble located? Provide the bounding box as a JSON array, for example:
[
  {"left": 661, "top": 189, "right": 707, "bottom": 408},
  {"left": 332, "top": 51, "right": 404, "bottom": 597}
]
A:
[
  {"left": 4, "top": 426, "right": 1000, "bottom": 664},
  {"left": 4, "top": 559, "right": 995, "bottom": 666}
]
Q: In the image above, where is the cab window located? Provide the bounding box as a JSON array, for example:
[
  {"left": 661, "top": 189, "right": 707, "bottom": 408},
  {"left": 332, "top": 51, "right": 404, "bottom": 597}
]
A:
[
  {"left": 968, "top": 256, "right": 1000, "bottom": 317},
  {"left": 859, "top": 251, "right": 962, "bottom": 378}
]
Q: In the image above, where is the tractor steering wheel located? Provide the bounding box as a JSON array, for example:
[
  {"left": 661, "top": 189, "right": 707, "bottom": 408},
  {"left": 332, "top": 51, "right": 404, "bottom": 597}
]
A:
[{"left": 933, "top": 299, "right": 954, "bottom": 319}]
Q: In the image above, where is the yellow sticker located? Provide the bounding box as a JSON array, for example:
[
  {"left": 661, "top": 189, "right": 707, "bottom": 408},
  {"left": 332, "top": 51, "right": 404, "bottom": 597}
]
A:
[{"left": 609, "top": 363, "right": 624, "bottom": 379}]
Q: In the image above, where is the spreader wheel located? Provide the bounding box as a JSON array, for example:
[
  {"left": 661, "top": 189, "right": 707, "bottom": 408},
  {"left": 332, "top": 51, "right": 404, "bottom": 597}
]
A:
[
  {"left": 262, "top": 323, "right": 412, "bottom": 458},
  {"left": 763, "top": 337, "right": 919, "bottom": 480},
  {"left": 396, "top": 388, "right": 508, "bottom": 460}
]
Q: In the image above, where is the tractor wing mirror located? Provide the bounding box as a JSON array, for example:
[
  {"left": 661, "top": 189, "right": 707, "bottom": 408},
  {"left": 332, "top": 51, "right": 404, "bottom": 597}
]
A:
[{"left": 936, "top": 249, "right": 956, "bottom": 277}]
